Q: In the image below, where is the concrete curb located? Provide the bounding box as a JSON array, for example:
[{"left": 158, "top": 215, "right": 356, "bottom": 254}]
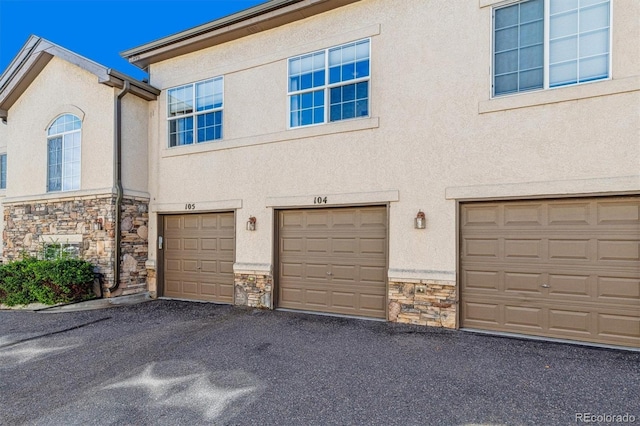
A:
[{"left": 0, "top": 292, "right": 152, "bottom": 313}]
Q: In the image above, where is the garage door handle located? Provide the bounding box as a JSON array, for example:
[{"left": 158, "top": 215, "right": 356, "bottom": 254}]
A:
[
  {"left": 326, "top": 272, "right": 333, "bottom": 275},
  {"left": 541, "top": 284, "right": 550, "bottom": 288}
]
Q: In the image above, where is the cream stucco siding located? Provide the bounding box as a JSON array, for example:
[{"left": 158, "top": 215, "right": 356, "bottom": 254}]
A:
[
  {"left": 121, "top": 93, "right": 150, "bottom": 195},
  {"left": 145, "top": 0, "right": 639, "bottom": 285},
  {"left": 6, "top": 56, "right": 115, "bottom": 198}
]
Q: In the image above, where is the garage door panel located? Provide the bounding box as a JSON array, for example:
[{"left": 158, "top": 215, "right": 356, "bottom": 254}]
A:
[
  {"left": 200, "top": 260, "right": 217, "bottom": 273},
  {"left": 504, "top": 306, "right": 544, "bottom": 329},
  {"left": 597, "top": 201, "right": 640, "bottom": 224},
  {"left": 597, "top": 239, "right": 640, "bottom": 262},
  {"left": 331, "top": 210, "right": 357, "bottom": 228},
  {"left": 307, "top": 211, "right": 331, "bottom": 228},
  {"left": 464, "top": 270, "right": 500, "bottom": 291},
  {"left": 331, "top": 291, "right": 355, "bottom": 308},
  {"left": 333, "top": 238, "right": 356, "bottom": 254},
  {"left": 598, "top": 313, "right": 640, "bottom": 341},
  {"left": 463, "top": 205, "right": 500, "bottom": 227},
  {"left": 308, "top": 238, "right": 330, "bottom": 253},
  {"left": 548, "top": 309, "right": 591, "bottom": 334},
  {"left": 361, "top": 238, "right": 386, "bottom": 255},
  {"left": 360, "top": 294, "right": 386, "bottom": 313},
  {"left": 548, "top": 274, "right": 590, "bottom": 297},
  {"left": 220, "top": 237, "right": 234, "bottom": 253},
  {"left": 305, "top": 263, "right": 329, "bottom": 280},
  {"left": 165, "top": 238, "right": 182, "bottom": 250},
  {"left": 332, "top": 265, "right": 356, "bottom": 281},
  {"left": 200, "top": 238, "right": 218, "bottom": 251},
  {"left": 182, "top": 281, "right": 198, "bottom": 295},
  {"left": 504, "top": 272, "right": 543, "bottom": 293},
  {"left": 282, "top": 237, "right": 303, "bottom": 253},
  {"left": 184, "top": 216, "right": 199, "bottom": 229},
  {"left": 306, "top": 289, "right": 329, "bottom": 306},
  {"left": 505, "top": 239, "right": 542, "bottom": 259},
  {"left": 183, "top": 238, "right": 198, "bottom": 250},
  {"left": 504, "top": 204, "right": 544, "bottom": 226},
  {"left": 360, "top": 209, "right": 387, "bottom": 227},
  {"left": 183, "top": 260, "right": 198, "bottom": 272},
  {"left": 461, "top": 196, "right": 640, "bottom": 347},
  {"left": 548, "top": 202, "right": 591, "bottom": 225},
  {"left": 162, "top": 213, "right": 235, "bottom": 303},
  {"left": 278, "top": 206, "right": 387, "bottom": 319},
  {"left": 597, "top": 277, "right": 640, "bottom": 302},
  {"left": 165, "top": 259, "right": 181, "bottom": 272},
  {"left": 360, "top": 265, "right": 386, "bottom": 283},
  {"left": 281, "top": 262, "right": 303, "bottom": 278},
  {"left": 465, "top": 239, "right": 500, "bottom": 258},
  {"left": 220, "top": 260, "right": 234, "bottom": 274},
  {"left": 548, "top": 239, "right": 590, "bottom": 260},
  {"left": 463, "top": 301, "right": 500, "bottom": 325}
]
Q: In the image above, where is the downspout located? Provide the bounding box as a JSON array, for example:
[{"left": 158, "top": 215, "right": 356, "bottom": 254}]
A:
[{"left": 108, "top": 80, "right": 130, "bottom": 295}]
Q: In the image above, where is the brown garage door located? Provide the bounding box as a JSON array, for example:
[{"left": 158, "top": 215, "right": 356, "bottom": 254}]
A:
[
  {"left": 277, "top": 206, "right": 387, "bottom": 319},
  {"left": 460, "top": 196, "right": 640, "bottom": 347},
  {"left": 162, "top": 212, "right": 235, "bottom": 303}
]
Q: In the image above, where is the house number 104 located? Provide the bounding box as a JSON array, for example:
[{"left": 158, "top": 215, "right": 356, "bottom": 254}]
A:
[{"left": 313, "top": 197, "right": 328, "bottom": 204}]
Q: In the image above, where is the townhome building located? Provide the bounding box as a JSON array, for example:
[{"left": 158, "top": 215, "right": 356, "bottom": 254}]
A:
[
  {"left": 0, "top": 36, "right": 159, "bottom": 296},
  {"left": 1, "top": 0, "right": 638, "bottom": 349}
]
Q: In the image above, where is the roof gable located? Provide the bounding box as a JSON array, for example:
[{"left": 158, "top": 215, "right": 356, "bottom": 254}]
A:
[{"left": 0, "top": 36, "right": 160, "bottom": 120}]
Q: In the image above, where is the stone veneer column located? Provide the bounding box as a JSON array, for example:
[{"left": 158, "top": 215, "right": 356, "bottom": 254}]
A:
[
  {"left": 388, "top": 279, "right": 457, "bottom": 328},
  {"left": 233, "top": 266, "right": 273, "bottom": 309},
  {"left": 115, "top": 197, "right": 149, "bottom": 296}
]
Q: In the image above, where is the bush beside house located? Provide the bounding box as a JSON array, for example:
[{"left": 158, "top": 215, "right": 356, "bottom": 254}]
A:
[{"left": 0, "top": 254, "right": 95, "bottom": 306}]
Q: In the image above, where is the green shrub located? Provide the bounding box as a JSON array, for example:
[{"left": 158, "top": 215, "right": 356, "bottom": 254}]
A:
[{"left": 0, "top": 256, "right": 96, "bottom": 306}]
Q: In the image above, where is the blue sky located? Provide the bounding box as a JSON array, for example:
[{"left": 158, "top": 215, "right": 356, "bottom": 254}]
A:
[{"left": 0, "top": 0, "right": 268, "bottom": 80}]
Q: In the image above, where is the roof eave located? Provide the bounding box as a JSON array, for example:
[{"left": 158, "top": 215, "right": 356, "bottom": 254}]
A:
[
  {"left": 0, "top": 36, "right": 160, "bottom": 116},
  {"left": 123, "top": 0, "right": 361, "bottom": 69}
]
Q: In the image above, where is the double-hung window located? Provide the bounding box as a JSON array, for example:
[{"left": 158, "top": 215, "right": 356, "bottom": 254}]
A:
[
  {"left": 0, "top": 154, "right": 6, "bottom": 189},
  {"left": 167, "top": 76, "right": 223, "bottom": 147},
  {"left": 493, "top": 0, "right": 611, "bottom": 97},
  {"left": 47, "top": 114, "right": 81, "bottom": 192},
  {"left": 288, "top": 39, "right": 370, "bottom": 128}
]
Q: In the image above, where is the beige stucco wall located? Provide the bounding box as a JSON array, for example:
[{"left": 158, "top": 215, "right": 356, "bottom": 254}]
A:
[
  {"left": 5, "top": 56, "right": 115, "bottom": 199},
  {"left": 146, "top": 0, "right": 640, "bottom": 281},
  {"left": 122, "top": 93, "right": 149, "bottom": 195}
]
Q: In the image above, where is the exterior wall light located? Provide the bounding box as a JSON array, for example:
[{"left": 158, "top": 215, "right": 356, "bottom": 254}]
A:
[
  {"left": 246, "top": 216, "right": 257, "bottom": 231},
  {"left": 93, "top": 218, "right": 103, "bottom": 231},
  {"left": 414, "top": 210, "right": 426, "bottom": 229}
]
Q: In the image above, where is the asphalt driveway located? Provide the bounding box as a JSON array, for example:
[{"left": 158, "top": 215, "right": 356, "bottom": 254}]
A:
[{"left": 1, "top": 300, "right": 638, "bottom": 425}]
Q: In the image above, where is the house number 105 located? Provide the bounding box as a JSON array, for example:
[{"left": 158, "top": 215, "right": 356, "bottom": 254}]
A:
[
  {"left": 185, "top": 203, "right": 196, "bottom": 210},
  {"left": 313, "top": 197, "right": 328, "bottom": 204}
]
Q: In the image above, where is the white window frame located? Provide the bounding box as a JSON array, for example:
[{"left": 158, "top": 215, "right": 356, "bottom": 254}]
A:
[
  {"left": 166, "top": 76, "right": 224, "bottom": 148},
  {"left": 491, "top": 0, "right": 612, "bottom": 98},
  {"left": 287, "top": 38, "right": 371, "bottom": 129},
  {"left": 47, "top": 114, "right": 81, "bottom": 192}
]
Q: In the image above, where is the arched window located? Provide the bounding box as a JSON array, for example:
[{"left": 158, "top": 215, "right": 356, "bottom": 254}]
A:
[{"left": 47, "top": 114, "right": 81, "bottom": 192}]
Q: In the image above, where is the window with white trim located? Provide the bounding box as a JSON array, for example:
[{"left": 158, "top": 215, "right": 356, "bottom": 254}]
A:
[
  {"left": 47, "top": 114, "right": 81, "bottom": 192},
  {"left": 0, "top": 153, "right": 6, "bottom": 189},
  {"left": 288, "top": 39, "right": 370, "bottom": 128},
  {"left": 167, "top": 76, "right": 223, "bottom": 147},
  {"left": 493, "top": 0, "right": 610, "bottom": 97}
]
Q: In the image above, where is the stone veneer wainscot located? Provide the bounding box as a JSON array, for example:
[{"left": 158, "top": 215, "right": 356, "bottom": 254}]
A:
[
  {"left": 3, "top": 193, "right": 149, "bottom": 296},
  {"left": 388, "top": 280, "right": 457, "bottom": 328}
]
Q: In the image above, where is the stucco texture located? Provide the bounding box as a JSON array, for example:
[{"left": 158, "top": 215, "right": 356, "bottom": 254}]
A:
[{"left": 146, "top": 0, "right": 640, "bottom": 280}]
